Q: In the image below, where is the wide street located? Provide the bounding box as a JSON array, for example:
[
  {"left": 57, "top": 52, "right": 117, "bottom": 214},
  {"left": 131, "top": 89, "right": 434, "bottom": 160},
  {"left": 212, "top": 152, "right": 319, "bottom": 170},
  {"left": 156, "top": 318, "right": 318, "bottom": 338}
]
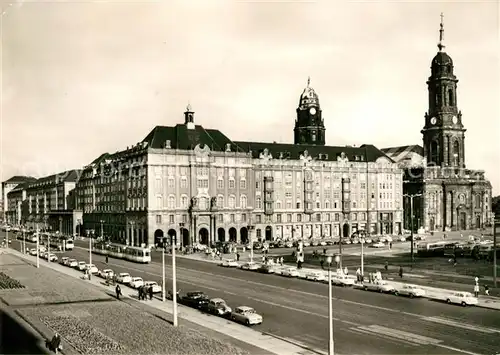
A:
[{"left": 5, "top": 233, "right": 500, "bottom": 355}]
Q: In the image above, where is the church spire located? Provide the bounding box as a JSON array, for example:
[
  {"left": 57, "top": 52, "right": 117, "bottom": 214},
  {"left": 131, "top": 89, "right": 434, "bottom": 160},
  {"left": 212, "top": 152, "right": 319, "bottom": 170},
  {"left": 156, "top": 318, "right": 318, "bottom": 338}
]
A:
[{"left": 437, "top": 12, "right": 445, "bottom": 52}]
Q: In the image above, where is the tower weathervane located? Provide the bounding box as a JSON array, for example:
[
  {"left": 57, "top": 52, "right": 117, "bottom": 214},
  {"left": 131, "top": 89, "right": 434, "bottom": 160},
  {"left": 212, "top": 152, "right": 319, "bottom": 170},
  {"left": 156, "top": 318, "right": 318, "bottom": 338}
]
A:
[{"left": 438, "top": 12, "right": 445, "bottom": 52}]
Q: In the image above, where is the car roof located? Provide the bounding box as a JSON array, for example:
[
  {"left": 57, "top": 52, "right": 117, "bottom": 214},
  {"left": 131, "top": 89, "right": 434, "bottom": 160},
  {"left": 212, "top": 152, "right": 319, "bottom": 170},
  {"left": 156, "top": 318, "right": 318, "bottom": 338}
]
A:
[
  {"left": 236, "top": 306, "right": 254, "bottom": 311},
  {"left": 119, "top": 272, "right": 130, "bottom": 275},
  {"left": 210, "top": 298, "right": 225, "bottom": 302}
]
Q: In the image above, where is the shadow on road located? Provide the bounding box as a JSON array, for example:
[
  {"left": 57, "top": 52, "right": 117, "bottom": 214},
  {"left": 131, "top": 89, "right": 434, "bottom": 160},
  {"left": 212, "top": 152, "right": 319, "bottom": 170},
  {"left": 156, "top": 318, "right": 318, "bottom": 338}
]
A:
[{"left": 0, "top": 309, "right": 49, "bottom": 354}]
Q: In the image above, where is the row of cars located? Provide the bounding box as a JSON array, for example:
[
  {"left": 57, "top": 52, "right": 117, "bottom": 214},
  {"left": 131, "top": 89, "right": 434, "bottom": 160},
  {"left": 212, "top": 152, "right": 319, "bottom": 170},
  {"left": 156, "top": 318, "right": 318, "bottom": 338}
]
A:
[
  {"left": 224, "top": 260, "right": 478, "bottom": 307},
  {"left": 28, "top": 247, "right": 58, "bottom": 262}
]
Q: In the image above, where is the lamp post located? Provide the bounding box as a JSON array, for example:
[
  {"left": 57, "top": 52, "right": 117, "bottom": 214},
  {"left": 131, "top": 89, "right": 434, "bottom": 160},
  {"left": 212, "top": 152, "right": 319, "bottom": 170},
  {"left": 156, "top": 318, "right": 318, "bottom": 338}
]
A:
[
  {"left": 36, "top": 224, "right": 40, "bottom": 268},
  {"left": 248, "top": 225, "right": 255, "bottom": 263},
  {"left": 162, "top": 235, "right": 166, "bottom": 302},
  {"left": 22, "top": 228, "right": 26, "bottom": 254},
  {"left": 325, "top": 254, "right": 338, "bottom": 355},
  {"left": 89, "top": 229, "right": 93, "bottom": 266},
  {"left": 403, "top": 193, "right": 422, "bottom": 268},
  {"left": 493, "top": 219, "right": 498, "bottom": 287},
  {"left": 129, "top": 221, "right": 135, "bottom": 247},
  {"left": 359, "top": 230, "right": 366, "bottom": 276},
  {"left": 47, "top": 233, "right": 51, "bottom": 263},
  {"left": 172, "top": 222, "right": 183, "bottom": 327},
  {"left": 100, "top": 220, "right": 104, "bottom": 242}
]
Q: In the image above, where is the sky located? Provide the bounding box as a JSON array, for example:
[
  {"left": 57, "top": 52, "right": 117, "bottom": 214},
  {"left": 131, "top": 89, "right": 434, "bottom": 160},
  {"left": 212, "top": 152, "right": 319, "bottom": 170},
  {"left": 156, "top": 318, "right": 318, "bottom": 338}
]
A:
[{"left": 1, "top": 0, "right": 499, "bottom": 193}]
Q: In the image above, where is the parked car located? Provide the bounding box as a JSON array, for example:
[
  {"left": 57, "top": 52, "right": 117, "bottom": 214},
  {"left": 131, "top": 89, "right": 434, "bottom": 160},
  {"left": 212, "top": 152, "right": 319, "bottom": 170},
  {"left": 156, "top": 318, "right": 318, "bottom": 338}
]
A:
[
  {"left": 230, "top": 306, "right": 263, "bottom": 326},
  {"left": 305, "top": 270, "right": 325, "bottom": 282},
  {"left": 68, "top": 259, "right": 78, "bottom": 267},
  {"left": 285, "top": 241, "right": 294, "bottom": 248},
  {"left": 117, "top": 272, "right": 132, "bottom": 284},
  {"left": 206, "top": 298, "right": 232, "bottom": 316},
  {"left": 281, "top": 267, "right": 300, "bottom": 277},
  {"left": 239, "top": 262, "right": 260, "bottom": 271},
  {"left": 371, "top": 242, "right": 385, "bottom": 248},
  {"left": 398, "top": 236, "right": 407, "bottom": 242},
  {"left": 144, "top": 281, "right": 162, "bottom": 293},
  {"left": 59, "top": 256, "right": 69, "bottom": 265},
  {"left": 180, "top": 291, "right": 210, "bottom": 309},
  {"left": 98, "top": 269, "right": 114, "bottom": 278},
  {"left": 331, "top": 275, "right": 355, "bottom": 287},
  {"left": 29, "top": 248, "right": 38, "bottom": 256},
  {"left": 77, "top": 261, "right": 87, "bottom": 271},
  {"left": 85, "top": 264, "right": 99, "bottom": 274},
  {"left": 48, "top": 253, "right": 58, "bottom": 262},
  {"left": 445, "top": 292, "right": 478, "bottom": 306},
  {"left": 220, "top": 259, "right": 239, "bottom": 268},
  {"left": 362, "top": 281, "right": 395, "bottom": 293},
  {"left": 129, "top": 277, "right": 144, "bottom": 288},
  {"left": 394, "top": 284, "right": 426, "bottom": 298},
  {"left": 257, "top": 264, "right": 276, "bottom": 274}
]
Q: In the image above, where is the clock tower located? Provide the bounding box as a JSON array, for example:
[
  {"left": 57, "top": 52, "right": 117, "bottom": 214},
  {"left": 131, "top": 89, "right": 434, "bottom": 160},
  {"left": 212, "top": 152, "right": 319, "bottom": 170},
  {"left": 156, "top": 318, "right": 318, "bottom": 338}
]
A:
[
  {"left": 294, "top": 77, "right": 326, "bottom": 145},
  {"left": 422, "top": 14, "right": 466, "bottom": 168}
]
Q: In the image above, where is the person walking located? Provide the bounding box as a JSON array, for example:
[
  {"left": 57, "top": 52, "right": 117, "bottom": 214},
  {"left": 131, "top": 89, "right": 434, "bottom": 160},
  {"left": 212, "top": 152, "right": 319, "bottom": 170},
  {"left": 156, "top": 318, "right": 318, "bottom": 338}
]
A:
[
  {"left": 398, "top": 266, "right": 403, "bottom": 279},
  {"left": 115, "top": 284, "right": 121, "bottom": 300},
  {"left": 474, "top": 283, "right": 480, "bottom": 298},
  {"left": 105, "top": 255, "right": 109, "bottom": 264},
  {"left": 356, "top": 268, "right": 361, "bottom": 282},
  {"left": 484, "top": 284, "right": 490, "bottom": 296},
  {"left": 384, "top": 261, "right": 388, "bottom": 272},
  {"left": 148, "top": 285, "right": 153, "bottom": 300}
]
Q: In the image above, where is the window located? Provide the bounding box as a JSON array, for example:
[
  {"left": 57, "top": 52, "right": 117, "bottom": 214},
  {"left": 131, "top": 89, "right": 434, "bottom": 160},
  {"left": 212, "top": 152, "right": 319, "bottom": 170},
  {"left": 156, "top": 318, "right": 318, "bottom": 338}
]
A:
[
  {"left": 181, "top": 195, "right": 188, "bottom": 208},
  {"left": 240, "top": 195, "right": 247, "bottom": 208},
  {"left": 256, "top": 215, "right": 262, "bottom": 223},
  {"left": 352, "top": 213, "right": 357, "bottom": 221},
  {"left": 168, "top": 178, "right": 175, "bottom": 188},
  {"left": 296, "top": 201, "right": 301, "bottom": 209},
  {"left": 168, "top": 195, "right": 175, "bottom": 209},
  {"left": 335, "top": 213, "right": 339, "bottom": 221},
  {"left": 240, "top": 179, "right": 247, "bottom": 189},
  {"left": 256, "top": 198, "right": 262, "bottom": 209},
  {"left": 276, "top": 201, "right": 282, "bottom": 209},
  {"left": 229, "top": 178, "right": 235, "bottom": 189},
  {"left": 231, "top": 214, "right": 235, "bottom": 222},
  {"left": 169, "top": 214, "right": 174, "bottom": 224},
  {"left": 199, "top": 197, "right": 208, "bottom": 210},
  {"left": 217, "top": 178, "right": 224, "bottom": 189},
  {"left": 217, "top": 195, "right": 224, "bottom": 208},
  {"left": 297, "top": 214, "right": 302, "bottom": 222},
  {"left": 315, "top": 213, "right": 321, "bottom": 222},
  {"left": 218, "top": 214, "right": 223, "bottom": 222},
  {"left": 256, "top": 229, "right": 262, "bottom": 238},
  {"left": 229, "top": 195, "right": 236, "bottom": 208},
  {"left": 325, "top": 200, "right": 330, "bottom": 209},
  {"left": 287, "top": 214, "right": 292, "bottom": 222},
  {"left": 156, "top": 196, "right": 162, "bottom": 209},
  {"left": 155, "top": 178, "right": 162, "bottom": 190},
  {"left": 277, "top": 214, "right": 282, "bottom": 223},
  {"left": 180, "top": 177, "right": 187, "bottom": 189},
  {"left": 156, "top": 215, "right": 162, "bottom": 224},
  {"left": 316, "top": 201, "right": 320, "bottom": 208},
  {"left": 197, "top": 178, "right": 208, "bottom": 188}
]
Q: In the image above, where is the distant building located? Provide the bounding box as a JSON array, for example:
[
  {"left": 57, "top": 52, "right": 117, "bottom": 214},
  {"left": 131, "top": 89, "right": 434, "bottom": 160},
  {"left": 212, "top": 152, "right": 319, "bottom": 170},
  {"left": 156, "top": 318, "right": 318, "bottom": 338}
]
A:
[
  {"left": 6, "top": 170, "right": 83, "bottom": 235},
  {"left": 383, "top": 17, "right": 492, "bottom": 232},
  {"left": 76, "top": 82, "right": 403, "bottom": 248},
  {"left": 2, "top": 175, "right": 37, "bottom": 224}
]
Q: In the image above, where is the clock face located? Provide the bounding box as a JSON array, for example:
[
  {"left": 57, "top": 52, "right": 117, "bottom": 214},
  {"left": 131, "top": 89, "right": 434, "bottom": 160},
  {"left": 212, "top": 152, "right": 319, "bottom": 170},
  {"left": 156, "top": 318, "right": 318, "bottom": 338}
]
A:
[
  {"left": 430, "top": 117, "right": 437, "bottom": 125},
  {"left": 309, "top": 107, "right": 316, "bottom": 115},
  {"left": 452, "top": 116, "right": 458, "bottom": 124}
]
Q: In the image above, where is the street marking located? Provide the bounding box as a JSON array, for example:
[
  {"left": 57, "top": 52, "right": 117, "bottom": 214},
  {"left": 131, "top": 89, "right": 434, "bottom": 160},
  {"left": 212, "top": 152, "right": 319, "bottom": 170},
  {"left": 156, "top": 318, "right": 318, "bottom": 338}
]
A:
[
  {"left": 358, "top": 325, "right": 442, "bottom": 346},
  {"left": 423, "top": 316, "right": 500, "bottom": 334},
  {"left": 346, "top": 327, "right": 418, "bottom": 347},
  {"left": 435, "top": 344, "right": 482, "bottom": 355}
]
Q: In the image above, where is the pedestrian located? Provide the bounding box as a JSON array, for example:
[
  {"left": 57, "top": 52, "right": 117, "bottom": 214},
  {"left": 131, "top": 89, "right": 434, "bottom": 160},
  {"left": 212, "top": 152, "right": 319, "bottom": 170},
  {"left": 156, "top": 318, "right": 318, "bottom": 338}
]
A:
[
  {"left": 484, "top": 284, "right": 490, "bottom": 296},
  {"left": 453, "top": 254, "right": 457, "bottom": 266},
  {"left": 384, "top": 261, "right": 388, "bottom": 271},
  {"left": 115, "top": 284, "right": 121, "bottom": 300},
  {"left": 474, "top": 283, "right": 480, "bottom": 298},
  {"left": 106, "top": 255, "right": 108, "bottom": 263},
  {"left": 389, "top": 242, "right": 392, "bottom": 250},
  {"left": 280, "top": 257, "right": 283, "bottom": 266},
  {"left": 236, "top": 252, "right": 240, "bottom": 262},
  {"left": 262, "top": 255, "right": 265, "bottom": 263},
  {"left": 148, "top": 286, "right": 153, "bottom": 300},
  {"left": 398, "top": 266, "right": 403, "bottom": 279},
  {"left": 356, "top": 268, "right": 361, "bottom": 282},
  {"left": 344, "top": 267, "right": 348, "bottom": 276}
]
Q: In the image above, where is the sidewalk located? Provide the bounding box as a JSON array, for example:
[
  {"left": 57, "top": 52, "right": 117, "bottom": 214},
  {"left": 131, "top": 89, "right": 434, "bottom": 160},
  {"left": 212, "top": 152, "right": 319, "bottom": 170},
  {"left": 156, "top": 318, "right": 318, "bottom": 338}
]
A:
[
  {"left": 5, "top": 248, "right": 326, "bottom": 355},
  {"left": 177, "top": 250, "right": 500, "bottom": 310}
]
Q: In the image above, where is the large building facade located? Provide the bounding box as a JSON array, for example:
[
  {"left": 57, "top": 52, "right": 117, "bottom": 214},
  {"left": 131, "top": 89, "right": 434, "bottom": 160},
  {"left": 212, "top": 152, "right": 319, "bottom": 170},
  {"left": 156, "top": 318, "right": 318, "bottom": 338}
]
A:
[
  {"left": 383, "top": 17, "right": 493, "bottom": 232},
  {"left": 77, "top": 85, "right": 403, "bottom": 248},
  {"left": 2, "top": 176, "right": 37, "bottom": 224}
]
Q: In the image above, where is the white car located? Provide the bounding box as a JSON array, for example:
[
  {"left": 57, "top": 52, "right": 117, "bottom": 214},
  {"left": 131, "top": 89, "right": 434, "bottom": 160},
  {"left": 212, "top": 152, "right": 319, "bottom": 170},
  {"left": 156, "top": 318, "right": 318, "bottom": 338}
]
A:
[
  {"left": 85, "top": 264, "right": 99, "bottom": 274},
  {"left": 99, "top": 269, "right": 114, "bottom": 278},
  {"left": 361, "top": 281, "right": 395, "bottom": 293},
  {"left": 305, "top": 271, "right": 325, "bottom": 282},
  {"left": 144, "top": 281, "right": 162, "bottom": 293},
  {"left": 331, "top": 275, "right": 355, "bottom": 287},
  {"left": 220, "top": 259, "right": 239, "bottom": 268},
  {"left": 129, "top": 277, "right": 144, "bottom": 288},
  {"left": 394, "top": 284, "right": 426, "bottom": 298},
  {"left": 371, "top": 242, "right": 385, "bottom": 248},
  {"left": 364, "top": 238, "right": 373, "bottom": 244},
  {"left": 399, "top": 236, "right": 407, "bottom": 242},
  {"left": 319, "top": 241, "right": 327, "bottom": 246},
  {"left": 48, "top": 253, "right": 58, "bottom": 262},
  {"left": 117, "top": 273, "right": 132, "bottom": 284},
  {"left": 77, "top": 261, "right": 87, "bottom": 270},
  {"left": 29, "top": 248, "right": 38, "bottom": 256},
  {"left": 60, "top": 256, "right": 69, "bottom": 265},
  {"left": 281, "top": 267, "right": 300, "bottom": 277},
  {"left": 68, "top": 259, "right": 78, "bottom": 267},
  {"left": 230, "top": 306, "right": 263, "bottom": 326},
  {"left": 239, "top": 262, "right": 260, "bottom": 271},
  {"left": 302, "top": 241, "right": 310, "bottom": 247},
  {"left": 446, "top": 292, "right": 478, "bottom": 306}
]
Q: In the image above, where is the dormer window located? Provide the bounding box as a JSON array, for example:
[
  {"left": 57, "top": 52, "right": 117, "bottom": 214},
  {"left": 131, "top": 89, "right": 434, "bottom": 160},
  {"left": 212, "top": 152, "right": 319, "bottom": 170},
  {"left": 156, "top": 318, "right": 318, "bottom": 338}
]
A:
[
  {"left": 225, "top": 143, "right": 231, "bottom": 152},
  {"left": 164, "top": 140, "right": 171, "bottom": 149}
]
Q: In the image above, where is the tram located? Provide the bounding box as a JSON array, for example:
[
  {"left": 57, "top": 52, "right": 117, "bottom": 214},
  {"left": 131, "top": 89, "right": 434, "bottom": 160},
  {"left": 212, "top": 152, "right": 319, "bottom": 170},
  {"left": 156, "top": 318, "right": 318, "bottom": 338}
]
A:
[{"left": 92, "top": 242, "right": 151, "bottom": 263}]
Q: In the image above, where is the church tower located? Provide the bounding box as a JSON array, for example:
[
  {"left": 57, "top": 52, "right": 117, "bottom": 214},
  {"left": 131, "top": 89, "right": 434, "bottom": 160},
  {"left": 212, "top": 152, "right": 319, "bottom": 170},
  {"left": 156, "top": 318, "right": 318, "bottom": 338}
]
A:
[
  {"left": 294, "top": 78, "right": 326, "bottom": 145},
  {"left": 422, "top": 14, "right": 466, "bottom": 169}
]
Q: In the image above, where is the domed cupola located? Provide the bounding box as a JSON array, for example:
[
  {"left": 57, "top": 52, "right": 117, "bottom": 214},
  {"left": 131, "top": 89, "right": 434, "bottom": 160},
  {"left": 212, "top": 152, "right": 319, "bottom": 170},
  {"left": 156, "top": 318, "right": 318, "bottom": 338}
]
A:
[
  {"left": 294, "top": 77, "right": 325, "bottom": 146},
  {"left": 298, "top": 77, "right": 320, "bottom": 109},
  {"left": 430, "top": 14, "right": 455, "bottom": 77}
]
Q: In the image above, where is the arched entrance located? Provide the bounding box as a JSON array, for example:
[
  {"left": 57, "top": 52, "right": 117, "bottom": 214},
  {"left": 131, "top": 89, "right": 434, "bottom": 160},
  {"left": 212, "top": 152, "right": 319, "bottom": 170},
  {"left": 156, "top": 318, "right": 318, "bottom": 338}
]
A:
[
  {"left": 229, "top": 227, "right": 237, "bottom": 242},
  {"left": 475, "top": 215, "right": 481, "bottom": 229},
  {"left": 240, "top": 227, "right": 248, "bottom": 244},
  {"left": 459, "top": 212, "right": 467, "bottom": 230},
  {"left": 199, "top": 228, "right": 209, "bottom": 245},
  {"left": 429, "top": 217, "right": 435, "bottom": 231},
  {"left": 167, "top": 229, "right": 177, "bottom": 245},
  {"left": 154, "top": 229, "right": 164, "bottom": 246},
  {"left": 182, "top": 228, "right": 190, "bottom": 247},
  {"left": 342, "top": 224, "right": 350, "bottom": 239},
  {"left": 217, "top": 228, "right": 226, "bottom": 242},
  {"left": 265, "top": 226, "right": 272, "bottom": 241}
]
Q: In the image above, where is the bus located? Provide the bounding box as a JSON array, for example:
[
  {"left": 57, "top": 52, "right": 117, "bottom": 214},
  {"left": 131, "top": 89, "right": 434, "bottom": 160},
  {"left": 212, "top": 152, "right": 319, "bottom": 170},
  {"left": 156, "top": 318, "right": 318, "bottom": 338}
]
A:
[
  {"left": 92, "top": 242, "right": 151, "bottom": 263},
  {"left": 417, "top": 241, "right": 455, "bottom": 257}
]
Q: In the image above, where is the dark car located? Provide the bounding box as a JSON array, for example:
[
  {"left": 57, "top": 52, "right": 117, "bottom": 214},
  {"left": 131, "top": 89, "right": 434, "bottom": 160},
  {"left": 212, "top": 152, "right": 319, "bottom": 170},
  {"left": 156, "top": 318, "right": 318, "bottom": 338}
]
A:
[{"left": 180, "top": 291, "right": 210, "bottom": 309}]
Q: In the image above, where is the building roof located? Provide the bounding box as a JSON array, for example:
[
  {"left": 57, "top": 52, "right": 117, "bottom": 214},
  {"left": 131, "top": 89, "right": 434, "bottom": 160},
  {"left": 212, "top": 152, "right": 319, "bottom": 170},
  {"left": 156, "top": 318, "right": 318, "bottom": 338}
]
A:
[
  {"left": 235, "top": 141, "right": 391, "bottom": 163},
  {"left": 8, "top": 170, "right": 81, "bottom": 193},
  {"left": 142, "top": 124, "right": 245, "bottom": 152},
  {"left": 381, "top": 145, "right": 423, "bottom": 161},
  {"left": 2, "top": 175, "right": 37, "bottom": 185}
]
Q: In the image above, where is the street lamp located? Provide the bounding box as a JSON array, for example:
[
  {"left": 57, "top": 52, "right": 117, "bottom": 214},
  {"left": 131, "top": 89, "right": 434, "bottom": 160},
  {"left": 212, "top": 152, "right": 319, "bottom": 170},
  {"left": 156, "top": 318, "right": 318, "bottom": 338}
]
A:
[
  {"left": 162, "top": 235, "right": 166, "bottom": 303},
  {"left": 247, "top": 225, "right": 255, "bottom": 263},
  {"left": 100, "top": 220, "right": 105, "bottom": 242},
  {"left": 172, "top": 222, "right": 183, "bottom": 327},
  {"left": 325, "top": 254, "right": 339, "bottom": 355},
  {"left": 359, "top": 230, "right": 366, "bottom": 276},
  {"left": 129, "top": 221, "right": 135, "bottom": 246},
  {"left": 36, "top": 223, "right": 40, "bottom": 268},
  {"left": 403, "top": 193, "right": 422, "bottom": 268}
]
